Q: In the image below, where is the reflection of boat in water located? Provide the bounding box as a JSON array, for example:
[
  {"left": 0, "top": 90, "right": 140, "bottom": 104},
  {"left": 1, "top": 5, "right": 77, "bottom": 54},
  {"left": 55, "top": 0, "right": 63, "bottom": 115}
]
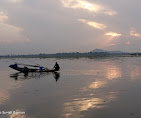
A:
[{"left": 10, "top": 72, "right": 60, "bottom": 82}]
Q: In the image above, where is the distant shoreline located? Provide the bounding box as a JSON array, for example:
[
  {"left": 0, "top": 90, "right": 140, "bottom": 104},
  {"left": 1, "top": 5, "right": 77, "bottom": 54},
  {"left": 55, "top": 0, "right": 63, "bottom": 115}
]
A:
[{"left": 0, "top": 52, "right": 140, "bottom": 59}]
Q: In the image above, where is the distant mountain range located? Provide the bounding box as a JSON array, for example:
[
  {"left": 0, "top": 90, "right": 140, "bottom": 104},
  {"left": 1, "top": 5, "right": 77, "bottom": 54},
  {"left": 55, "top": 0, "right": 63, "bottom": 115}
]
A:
[{"left": 92, "top": 49, "right": 123, "bottom": 54}]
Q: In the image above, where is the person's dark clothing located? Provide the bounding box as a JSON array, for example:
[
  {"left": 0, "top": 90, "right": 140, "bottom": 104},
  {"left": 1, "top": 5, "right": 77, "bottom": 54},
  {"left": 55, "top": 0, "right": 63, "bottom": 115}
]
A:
[{"left": 54, "top": 62, "right": 60, "bottom": 71}]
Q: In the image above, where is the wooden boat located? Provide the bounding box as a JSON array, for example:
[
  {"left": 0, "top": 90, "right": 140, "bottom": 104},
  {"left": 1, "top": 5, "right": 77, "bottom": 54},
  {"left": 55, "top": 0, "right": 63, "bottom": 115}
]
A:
[{"left": 9, "top": 63, "right": 57, "bottom": 73}]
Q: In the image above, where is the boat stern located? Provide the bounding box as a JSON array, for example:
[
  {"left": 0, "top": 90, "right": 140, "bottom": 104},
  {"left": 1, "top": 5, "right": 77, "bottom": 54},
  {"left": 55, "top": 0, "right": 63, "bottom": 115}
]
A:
[{"left": 9, "top": 64, "right": 18, "bottom": 69}]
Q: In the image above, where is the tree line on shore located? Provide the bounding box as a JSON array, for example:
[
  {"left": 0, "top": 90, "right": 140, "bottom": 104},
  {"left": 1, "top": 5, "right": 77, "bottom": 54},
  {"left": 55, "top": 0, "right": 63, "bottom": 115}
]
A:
[{"left": 0, "top": 51, "right": 140, "bottom": 58}]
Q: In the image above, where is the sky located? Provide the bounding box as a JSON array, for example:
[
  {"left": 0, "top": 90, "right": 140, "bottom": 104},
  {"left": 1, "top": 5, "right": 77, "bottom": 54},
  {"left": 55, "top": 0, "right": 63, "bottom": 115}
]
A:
[{"left": 0, "top": 0, "right": 141, "bottom": 55}]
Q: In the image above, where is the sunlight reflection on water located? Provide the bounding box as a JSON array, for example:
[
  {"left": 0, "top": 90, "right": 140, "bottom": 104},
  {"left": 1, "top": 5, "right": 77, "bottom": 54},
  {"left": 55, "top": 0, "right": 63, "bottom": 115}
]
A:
[{"left": 0, "top": 57, "right": 141, "bottom": 118}]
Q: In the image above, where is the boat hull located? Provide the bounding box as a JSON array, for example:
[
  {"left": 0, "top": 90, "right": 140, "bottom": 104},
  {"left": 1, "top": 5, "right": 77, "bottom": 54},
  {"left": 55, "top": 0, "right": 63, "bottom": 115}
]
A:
[{"left": 9, "top": 64, "right": 56, "bottom": 73}]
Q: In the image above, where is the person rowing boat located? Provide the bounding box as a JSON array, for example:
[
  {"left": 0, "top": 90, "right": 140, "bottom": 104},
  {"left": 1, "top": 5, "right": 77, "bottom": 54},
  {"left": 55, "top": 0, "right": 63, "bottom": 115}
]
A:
[{"left": 53, "top": 62, "right": 60, "bottom": 71}]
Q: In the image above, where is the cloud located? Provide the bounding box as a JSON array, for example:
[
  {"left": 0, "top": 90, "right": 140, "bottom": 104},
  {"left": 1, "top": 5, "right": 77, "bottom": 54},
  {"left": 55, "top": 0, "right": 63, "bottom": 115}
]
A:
[
  {"left": 126, "top": 41, "right": 131, "bottom": 45},
  {"left": 105, "top": 32, "right": 122, "bottom": 37},
  {"left": 0, "top": 23, "right": 30, "bottom": 43},
  {"left": 0, "top": 0, "right": 141, "bottom": 54},
  {"left": 0, "top": 12, "right": 8, "bottom": 22},
  {"left": 7, "top": 0, "right": 23, "bottom": 3},
  {"left": 108, "top": 43, "right": 116, "bottom": 46},
  {"left": 61, "top": 0, "right": 117, "bottom": 15},
  {"left": 103, "top": 32, "right": 122, "bottom": 48},
  {"left": 78, "top": 19, "right": 107, "bottom": 30},
  {"left": 130, "top": 29, "right": 141, "bottom": 38},
  {"left": 0, "top": 11, "right": 30, "bottom": 44},
  {"left": 61, "top": 0, "right": 101, "bottom": 12},
  {"left": 1, "top": 23, "right": 23, "bottom": 31},
  {"left": 104, "top": 11, "right": 117, "bottom": 16}
]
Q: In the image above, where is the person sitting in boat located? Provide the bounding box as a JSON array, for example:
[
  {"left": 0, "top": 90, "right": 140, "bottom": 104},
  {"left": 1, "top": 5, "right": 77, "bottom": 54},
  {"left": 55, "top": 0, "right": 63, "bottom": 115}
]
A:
[
  {"left": 54, "top": 62, "right": 60, "bottom": 71},
  {"left": 23, "top": 66, "right": 28, "bottom": 72}
]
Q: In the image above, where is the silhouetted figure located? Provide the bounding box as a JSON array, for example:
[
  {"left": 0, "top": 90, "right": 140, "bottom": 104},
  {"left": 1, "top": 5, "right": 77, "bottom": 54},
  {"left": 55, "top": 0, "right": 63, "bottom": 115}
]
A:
[
  {"left": 22, "top": 67, "right": 29, "bottom": 72},
  {"left": 24, "top": 67, "right": 28, "bottom": 71},
  {"left": 54, "top": 62, "right": 60, "bottom": 71}
]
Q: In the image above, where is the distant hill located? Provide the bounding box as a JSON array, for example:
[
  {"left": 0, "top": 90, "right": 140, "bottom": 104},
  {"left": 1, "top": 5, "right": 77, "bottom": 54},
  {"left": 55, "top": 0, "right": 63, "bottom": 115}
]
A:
[{"left": 91, "top": 49, "right": 123, "bottom": 54}]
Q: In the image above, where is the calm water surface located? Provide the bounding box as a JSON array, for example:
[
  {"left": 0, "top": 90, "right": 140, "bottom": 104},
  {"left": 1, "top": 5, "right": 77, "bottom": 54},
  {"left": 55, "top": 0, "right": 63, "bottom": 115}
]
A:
[{"left": 0, "top": 57, "right": 141, "bottom": 118}]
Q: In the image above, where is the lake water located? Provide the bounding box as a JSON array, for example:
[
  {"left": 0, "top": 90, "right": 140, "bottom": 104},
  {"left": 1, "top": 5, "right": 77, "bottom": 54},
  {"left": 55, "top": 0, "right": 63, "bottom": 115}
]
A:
[{"left": 0, "top": 57, "right": 141, "bottom": 118}]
